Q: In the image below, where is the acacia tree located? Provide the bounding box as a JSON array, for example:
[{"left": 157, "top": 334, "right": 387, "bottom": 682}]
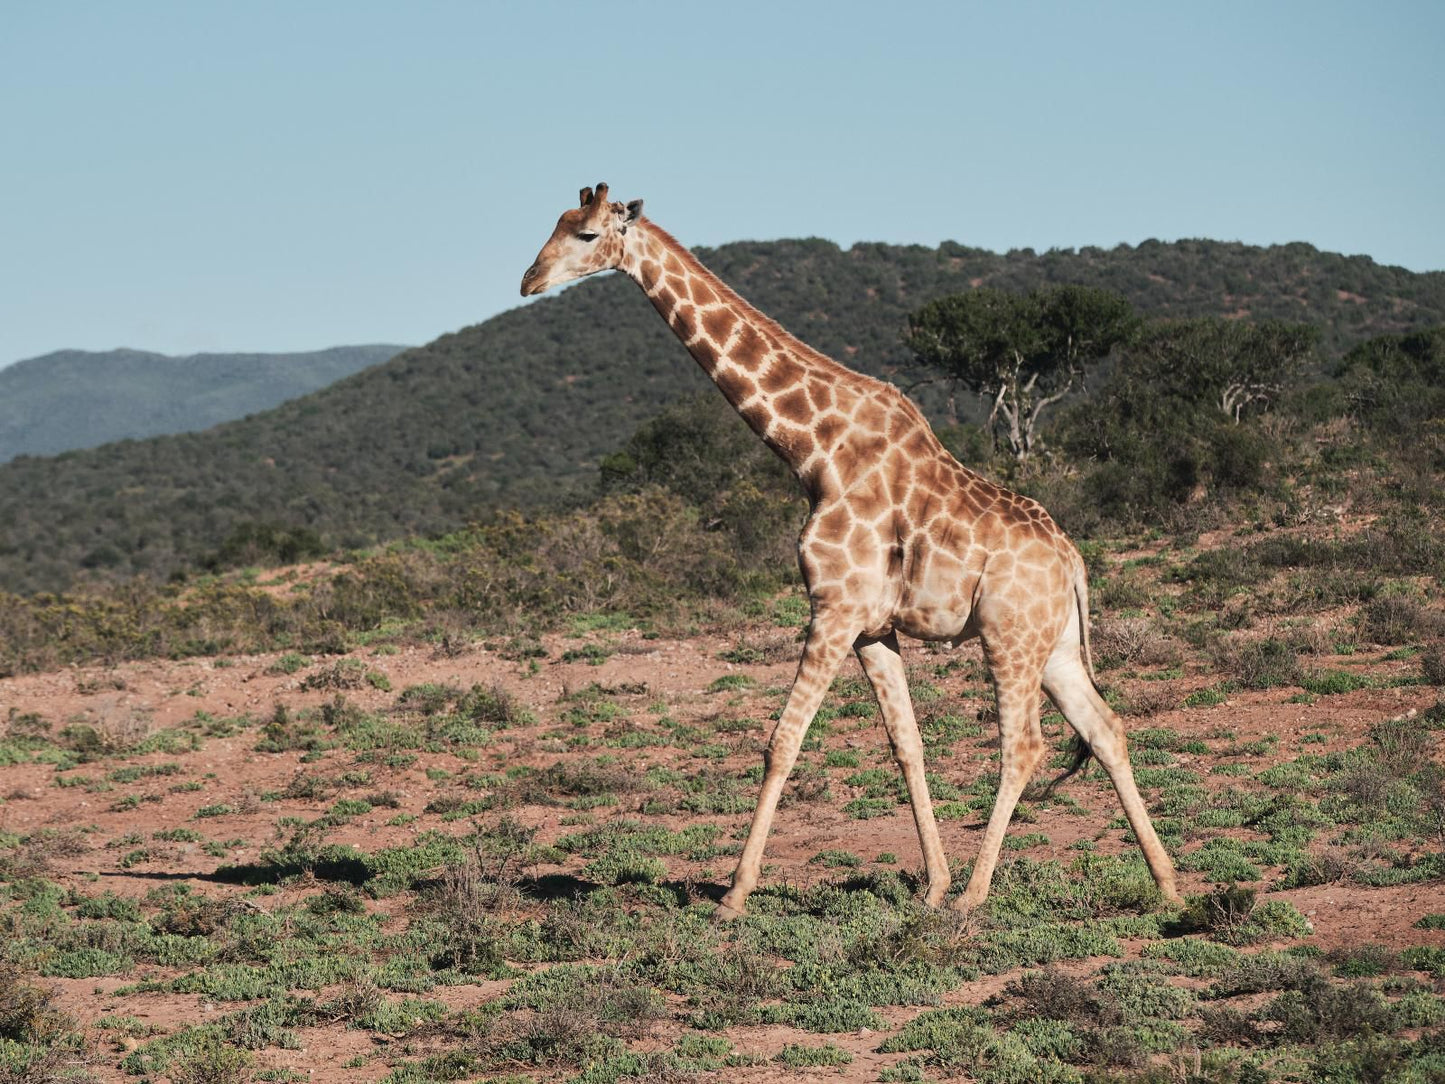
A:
[{"left": 905, "top": 285, "right": 1138, "bottom": 461}]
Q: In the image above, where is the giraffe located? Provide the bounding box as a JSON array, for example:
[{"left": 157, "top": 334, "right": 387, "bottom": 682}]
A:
[{"left": 521, "top": 183, "right": 1182, "bottom": 917}]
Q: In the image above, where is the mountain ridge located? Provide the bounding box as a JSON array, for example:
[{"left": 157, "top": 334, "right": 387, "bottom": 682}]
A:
[{"left": 0, "top": 344, "right": 409, "bottom": 462}]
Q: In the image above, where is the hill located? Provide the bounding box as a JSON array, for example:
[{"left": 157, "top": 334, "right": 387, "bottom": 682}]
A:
[
  {"left": 0, "top": 344, "right": 408, "bottom": 462},
  {"left": 0, "top": 237, "right": 1442, "bottom": 594}
]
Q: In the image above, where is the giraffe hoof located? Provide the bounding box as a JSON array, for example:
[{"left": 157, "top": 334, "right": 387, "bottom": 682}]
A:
[
  {"left": 950, "top": 894, "right": 983, "bottom": 914},
  {"left": 713, "top": 900, "right": 746, "bottom": 923},
  {"left": 923, "top": 884, "right": 950, "bottom": 909}
]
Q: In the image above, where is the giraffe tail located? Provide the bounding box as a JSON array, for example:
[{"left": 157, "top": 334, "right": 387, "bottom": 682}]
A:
[{"left": 1044, "top": 557, "right": 1098, "bottom": 793}]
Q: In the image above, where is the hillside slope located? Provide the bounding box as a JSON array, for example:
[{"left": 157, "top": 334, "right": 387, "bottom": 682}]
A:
[
  {"left": 0, "top": 344, "right": 408, "bottom": 462},
  {"left": 1, "top": 237, "right": 1441, "bottom": 594}
]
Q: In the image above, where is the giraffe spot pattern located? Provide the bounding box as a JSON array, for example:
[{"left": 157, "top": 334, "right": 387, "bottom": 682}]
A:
[
  {"left": 715, "top": 366, "right": 756, "bottom": 403},
  {"left": 813, "top": 413, "right": 845, "bottom": 449},
  {"left": 669, "top": 302, "right": 697, "bottom": 339},
  {"left": 732, "top": 324, "right": 771, "bottom": 369},
  {"left": 702, "top": 306, "right": 737, "bottom": 343},
  {"left": 773, "top": 388, "right": 811, "bottom": 424}
]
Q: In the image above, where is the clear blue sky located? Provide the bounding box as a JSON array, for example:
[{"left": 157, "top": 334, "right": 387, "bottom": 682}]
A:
[{"left": 2, "top": 0, "right": 1441, "bottom": 367}]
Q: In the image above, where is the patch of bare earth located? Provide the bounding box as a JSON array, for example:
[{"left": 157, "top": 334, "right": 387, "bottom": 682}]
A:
[{"left": 2, "top": 608, "right": 1442, "bottom": 1082}]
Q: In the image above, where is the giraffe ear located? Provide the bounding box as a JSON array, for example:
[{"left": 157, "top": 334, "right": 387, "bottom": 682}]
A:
[
  {"left": 579, "top": 186, "right": 594, "bottom": 207},
  {"left": 625, "top": 199, "right": 644, "bottom": 222}
]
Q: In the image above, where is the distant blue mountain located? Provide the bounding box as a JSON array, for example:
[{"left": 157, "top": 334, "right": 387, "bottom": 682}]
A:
[{"left": 0, "top": 344, "right": 409, "bottom": 461}]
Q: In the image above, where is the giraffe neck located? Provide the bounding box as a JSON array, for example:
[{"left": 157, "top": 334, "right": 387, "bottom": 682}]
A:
[{"left": 619, "top": 221, "right": 850, "bottom": 481}]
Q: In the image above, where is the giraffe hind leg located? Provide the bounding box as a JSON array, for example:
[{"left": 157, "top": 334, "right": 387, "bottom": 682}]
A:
[{"left": 1042, "top": 643, "right": 1182, "bottom": 903}]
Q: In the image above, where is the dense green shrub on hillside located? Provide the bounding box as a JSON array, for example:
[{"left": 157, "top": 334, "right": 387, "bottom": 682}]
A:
[
  {"left": 598, "top": 394, "right": 802, "bottom": 568},
  {"left": 1335, "top": 326, "right": 1445, "bottom": 455},
  {"left": 600, "top": 394, "right": 789, "bottom": 507},
  {"left": 1, "top": 239, "right": 1442, "bottom": 594},
  {"left": 206, "top": 522, "right": 328, "bottom": 571},
  {"left": 1051, "top": 319, "right": 1318, "bottom": 523},
  {"left": 0, "top": 488, "right": 797, "bottom": 675}
]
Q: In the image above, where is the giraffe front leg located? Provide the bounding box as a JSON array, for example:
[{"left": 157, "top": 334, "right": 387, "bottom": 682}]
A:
[
  {"left": 856, "top": 632, "right": 951, "bottom": 907},
  {"left": 717, "top": 618, "right": 856, "bottom": 920}
]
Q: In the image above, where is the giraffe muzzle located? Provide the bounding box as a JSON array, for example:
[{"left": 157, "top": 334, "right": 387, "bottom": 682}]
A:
[{"left": 520, "top": 264, "right": 547, "bottom": 296}]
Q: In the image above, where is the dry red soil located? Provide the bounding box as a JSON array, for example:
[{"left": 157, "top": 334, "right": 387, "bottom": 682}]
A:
[{"left": 2, "top": 618, "right": 1442, "bottom": 1082}]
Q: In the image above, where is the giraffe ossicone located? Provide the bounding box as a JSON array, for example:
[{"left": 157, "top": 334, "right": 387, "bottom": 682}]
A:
[{"left": 521, "top": 183, "right": 1182, "bottom": 916}]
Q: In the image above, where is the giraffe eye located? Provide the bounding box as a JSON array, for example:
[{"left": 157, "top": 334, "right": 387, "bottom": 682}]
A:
[{"left": 578, "top": 231, "right": 598, "bottom": 242}]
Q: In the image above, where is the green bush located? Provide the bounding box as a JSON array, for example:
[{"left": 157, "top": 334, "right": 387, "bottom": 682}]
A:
[
  {"left": 775, "top": 1042, "right": 853, "bottom": 1067},
  {"left": 1229, "top": 638, "right": 1302, "bottom": 689}
]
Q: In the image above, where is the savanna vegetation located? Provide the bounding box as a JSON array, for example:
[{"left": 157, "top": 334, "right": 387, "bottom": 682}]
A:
[
  {"left": 1, "top": 238, "right": 1442, "bottom": 593},
  {"left": 2, "top": 506, "right": 1444, "bottom": 1080},
  {"left": 1, "top": 243, "right": 1443, "bottom": 1082},
  {"left": 2, "top": 296, "right": 1441, "bottom": 681}
]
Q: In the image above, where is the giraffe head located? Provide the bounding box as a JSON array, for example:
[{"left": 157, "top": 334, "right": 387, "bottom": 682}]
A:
[{"left": 520, "top": 182, "right": 644, "bottom": 296}]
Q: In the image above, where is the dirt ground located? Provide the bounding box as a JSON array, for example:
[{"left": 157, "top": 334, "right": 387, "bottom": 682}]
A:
[{"left": 2, "top": 615, "right": 1442, "bottom": 1082}]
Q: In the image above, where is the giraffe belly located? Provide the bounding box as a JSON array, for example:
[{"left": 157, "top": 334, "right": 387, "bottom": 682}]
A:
[
  {"left": 891, "top": 544, "right": 983, "bottom": 642},
  {"left": 893, "top": 606, "right": 976, "bottom": 643},
  {"left": 893, "top": 579, "right": 979, "bottom": 641}
]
